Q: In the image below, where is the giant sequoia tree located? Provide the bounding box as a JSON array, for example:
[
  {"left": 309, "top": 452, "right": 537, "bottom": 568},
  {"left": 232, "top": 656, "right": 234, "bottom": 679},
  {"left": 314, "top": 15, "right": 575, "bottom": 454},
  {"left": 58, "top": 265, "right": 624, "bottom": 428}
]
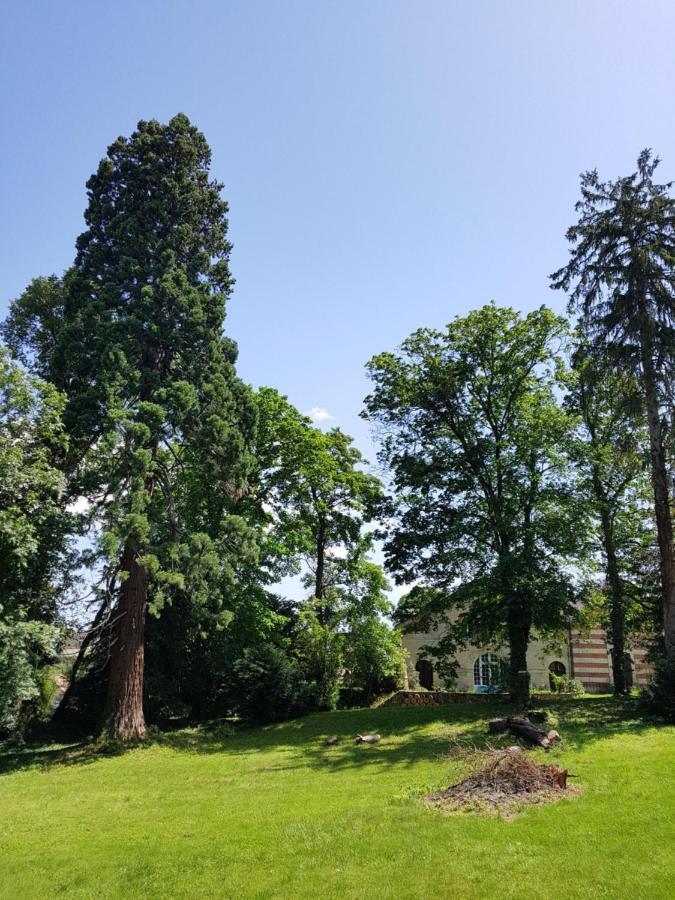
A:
[
  {"left": 363, "top": 304, "right": 585, "bottom": 703},
  {"left": 6, "top": 116, "right": 255, "bottom": 740},
  {"left": 552, "top": 151, "right": 675, "bottom": 659}
]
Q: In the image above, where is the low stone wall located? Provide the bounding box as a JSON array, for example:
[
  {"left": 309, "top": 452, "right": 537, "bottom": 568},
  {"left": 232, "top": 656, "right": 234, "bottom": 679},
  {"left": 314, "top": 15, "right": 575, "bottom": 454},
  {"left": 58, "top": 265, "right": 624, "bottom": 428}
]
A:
[
  {"left": 376, "top": 690, "right": 582, "bottom": 708},
  {"left": 375, "top": 690, "right": 509, "bottom": 708}
]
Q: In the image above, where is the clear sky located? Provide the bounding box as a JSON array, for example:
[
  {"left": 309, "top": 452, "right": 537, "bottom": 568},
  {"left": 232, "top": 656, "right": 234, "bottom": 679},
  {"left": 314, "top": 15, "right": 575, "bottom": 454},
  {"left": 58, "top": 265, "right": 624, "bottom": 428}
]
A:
[{"left": 2, "top": 0, "right": 675, "bottom": 464}]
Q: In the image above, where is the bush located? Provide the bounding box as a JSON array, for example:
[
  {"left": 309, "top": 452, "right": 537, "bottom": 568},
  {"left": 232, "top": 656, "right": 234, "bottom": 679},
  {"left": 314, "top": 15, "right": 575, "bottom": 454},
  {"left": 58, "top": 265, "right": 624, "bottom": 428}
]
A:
[
  {"left": 550, "top": 673, "right": 585, "bottom": 696},
  {"left": 295, "top": 612, "right": 344, "bottom": 711},
  {"left": 232, "top": 644, "right": 310, "bottom": 724},
  {"left": 641, "top": 656, "right": 675, "bottom": 721},
  {"left": 0, "top": 621, "right": 60, "bottom": 737},
  {"left": 342, "top": 618, "right": 405, "bottom": 702}
]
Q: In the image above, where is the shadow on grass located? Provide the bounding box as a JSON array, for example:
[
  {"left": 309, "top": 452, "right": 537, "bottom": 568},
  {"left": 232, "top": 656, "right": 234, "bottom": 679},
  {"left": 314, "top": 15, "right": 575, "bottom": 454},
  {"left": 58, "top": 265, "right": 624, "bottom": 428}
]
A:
[
  {"left": 0, "top": 739, "right": 126, "bottom": 776},
  {"left": 0, "top": 696, "right": 662, "bottom": 779}
]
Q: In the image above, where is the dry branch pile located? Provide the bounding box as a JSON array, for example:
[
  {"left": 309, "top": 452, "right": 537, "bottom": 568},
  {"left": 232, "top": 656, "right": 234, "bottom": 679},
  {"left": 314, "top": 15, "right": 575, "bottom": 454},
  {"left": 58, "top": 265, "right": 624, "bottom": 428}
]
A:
[{"left": 426, "top": 747, "right": 579, "bottom": 816}]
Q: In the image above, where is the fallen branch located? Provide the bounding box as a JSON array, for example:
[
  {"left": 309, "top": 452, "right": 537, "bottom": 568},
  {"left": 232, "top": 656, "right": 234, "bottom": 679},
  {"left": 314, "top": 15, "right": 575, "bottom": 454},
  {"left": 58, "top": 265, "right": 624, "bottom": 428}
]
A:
[{"left": 488, "top": 716, "right": 561, "bottom": 750}]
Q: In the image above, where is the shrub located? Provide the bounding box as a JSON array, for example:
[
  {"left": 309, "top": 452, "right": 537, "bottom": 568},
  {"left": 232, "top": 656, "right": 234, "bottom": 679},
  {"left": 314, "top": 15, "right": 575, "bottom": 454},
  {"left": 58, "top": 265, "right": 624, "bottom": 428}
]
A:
[
  {"left": 0, "top": 621, "right": 60, "bottom": 737},
  {"left": 295, "top": 611, "right": 344, "bottom": 711},
  {"left": 550, "top": 673, "right": 585, "bottom": 696},
  {"left": 641, "top": 656, "right": 675, "bottom": 722},
  {"left": 342, "top": 618, "right": 405, "bottom": 702},
  {"left": 232, "top": 644, "right": 309, "bottom": 724}
]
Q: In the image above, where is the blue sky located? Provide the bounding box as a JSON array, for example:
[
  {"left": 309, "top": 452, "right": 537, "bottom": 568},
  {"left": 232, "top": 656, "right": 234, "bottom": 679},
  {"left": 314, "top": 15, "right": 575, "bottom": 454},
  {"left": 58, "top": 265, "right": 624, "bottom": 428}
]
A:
[{"left": 2, "top": 0, "right": 674, "bottom": 466}]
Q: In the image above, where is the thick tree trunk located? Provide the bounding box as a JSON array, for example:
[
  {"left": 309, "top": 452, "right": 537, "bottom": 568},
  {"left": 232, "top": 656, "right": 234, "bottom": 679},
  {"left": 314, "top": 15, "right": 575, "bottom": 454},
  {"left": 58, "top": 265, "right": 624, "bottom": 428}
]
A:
[
  {"left": 640, "top": 325, "right": 675, "bottom": 659},
  {"left": 596, "top": 494, "right": 627, "bottom": 694},
  {"left": 508, "top": 614, "right": 531, "bottom": 706},
  {"left": 103, "top": 540, "right": 148, "bottom": 741}
]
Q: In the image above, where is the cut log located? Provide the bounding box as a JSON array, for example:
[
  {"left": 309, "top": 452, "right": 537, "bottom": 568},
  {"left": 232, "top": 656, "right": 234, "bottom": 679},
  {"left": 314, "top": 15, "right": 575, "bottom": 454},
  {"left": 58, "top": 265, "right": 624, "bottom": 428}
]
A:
[
  {"left": 486, "top": 716, "right": 561, "bottom": 750},
  {"left": 324, "top": 736, "right": 339, "bottom": 746},
  {"left": 506, "top": 717, "right": 552, "bottom": 748},
  {"left": 355, "top": 734, "right": 381, "bottom": 744},
  {"left": 488, "top": 718, "right": 510, "bottom": 734}
]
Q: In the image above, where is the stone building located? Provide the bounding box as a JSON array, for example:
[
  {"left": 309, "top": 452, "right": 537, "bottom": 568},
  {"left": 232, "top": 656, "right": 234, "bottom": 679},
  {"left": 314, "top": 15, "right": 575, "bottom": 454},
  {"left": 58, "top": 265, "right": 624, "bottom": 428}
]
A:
[{"left": 402, "top": 621, "right": 652, "bottom": 693}]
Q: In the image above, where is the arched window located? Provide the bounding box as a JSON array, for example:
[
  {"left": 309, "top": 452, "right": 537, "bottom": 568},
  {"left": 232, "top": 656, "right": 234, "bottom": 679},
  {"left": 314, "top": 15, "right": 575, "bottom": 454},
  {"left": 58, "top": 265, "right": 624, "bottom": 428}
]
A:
[
  {"left": 548, "top": 660, "right": 566, "bottom": 690},
  {"left": 473, "top": 653, "right": 502, "bottom": 687}
]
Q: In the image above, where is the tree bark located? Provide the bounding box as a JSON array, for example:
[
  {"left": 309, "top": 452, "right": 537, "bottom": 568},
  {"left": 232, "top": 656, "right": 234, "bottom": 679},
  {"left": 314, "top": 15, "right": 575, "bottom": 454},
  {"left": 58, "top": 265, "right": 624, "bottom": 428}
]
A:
[
  {"left": 507, "top": 613, "right": 531, "bottom": 705},
  {"left": 596, "top": 488, "right": 627, "bottom": 694},
  {"left": 639, "top": 323, "right": 675, "bottom": 659},
  {"left": 314, "top": 519, "right": 325, "bottom": 600},
  {"left": 315, "top": 515, "right": 327, "bottom": 623},
  {"left": 103, "top": 539, "right": 148, "bottom": 741}
]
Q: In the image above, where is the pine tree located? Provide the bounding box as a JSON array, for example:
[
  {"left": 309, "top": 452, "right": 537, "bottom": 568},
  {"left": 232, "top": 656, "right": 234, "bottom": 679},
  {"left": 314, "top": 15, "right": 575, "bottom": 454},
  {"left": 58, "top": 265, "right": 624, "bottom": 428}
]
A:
[{"left": 552, "top": 151, "right": 675, "bottom": 659}]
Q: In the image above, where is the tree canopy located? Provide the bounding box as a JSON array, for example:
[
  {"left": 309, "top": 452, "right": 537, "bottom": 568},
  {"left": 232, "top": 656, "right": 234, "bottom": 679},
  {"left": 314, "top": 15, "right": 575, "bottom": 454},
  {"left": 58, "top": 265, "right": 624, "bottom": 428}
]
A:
[
  {"left": 363, "top": 304, "right": 586, "bottom": 702},
  {"left": 552, "top": 150, "right": 675, "bottom": 660}
]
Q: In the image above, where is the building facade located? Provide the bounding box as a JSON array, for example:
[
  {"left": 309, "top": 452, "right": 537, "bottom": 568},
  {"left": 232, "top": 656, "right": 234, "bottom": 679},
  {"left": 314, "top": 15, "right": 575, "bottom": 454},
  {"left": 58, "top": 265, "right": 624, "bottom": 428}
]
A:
[{"left": 402, "top": 622, "right": 652, "bottom": 693}]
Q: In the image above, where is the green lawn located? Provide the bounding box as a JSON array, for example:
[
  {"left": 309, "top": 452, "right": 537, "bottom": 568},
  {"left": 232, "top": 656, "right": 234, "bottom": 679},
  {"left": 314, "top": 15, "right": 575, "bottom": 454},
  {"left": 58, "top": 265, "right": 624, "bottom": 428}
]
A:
[{"left": 1, "top": 698, "right": 673, "bottom": 899}]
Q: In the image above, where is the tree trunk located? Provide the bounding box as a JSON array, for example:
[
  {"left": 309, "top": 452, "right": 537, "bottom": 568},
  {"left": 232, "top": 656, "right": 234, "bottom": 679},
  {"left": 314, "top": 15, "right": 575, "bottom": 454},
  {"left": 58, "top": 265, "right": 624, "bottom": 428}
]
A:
[
  {"left": 596, "top": 491, "right": 627, "bottom": 694},
  {"left": 507, "top": 613, "right": 531, "bottom": 705},
  {"left": 639, "top": 324, "right": 675, "bottom": 659},
  {"left": 103, "top": 539, "right": 148, "bottom": 741},
  {"left": 315, "top": 516, "right": 326, "bottom": 623}
]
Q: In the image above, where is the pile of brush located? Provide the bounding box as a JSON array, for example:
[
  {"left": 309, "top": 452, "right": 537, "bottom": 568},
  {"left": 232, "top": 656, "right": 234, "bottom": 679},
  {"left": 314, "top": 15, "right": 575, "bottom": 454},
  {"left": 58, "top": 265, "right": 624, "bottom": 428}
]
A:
[{"left": 426, "top": 747, "right": 579, "bottom": 815}]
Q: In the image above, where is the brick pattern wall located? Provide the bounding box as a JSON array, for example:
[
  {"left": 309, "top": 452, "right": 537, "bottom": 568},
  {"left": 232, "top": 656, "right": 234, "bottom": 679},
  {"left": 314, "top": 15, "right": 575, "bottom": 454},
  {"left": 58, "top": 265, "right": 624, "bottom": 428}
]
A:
[{"left": 570, "top": 628, "right": 653, "bottom": 691}]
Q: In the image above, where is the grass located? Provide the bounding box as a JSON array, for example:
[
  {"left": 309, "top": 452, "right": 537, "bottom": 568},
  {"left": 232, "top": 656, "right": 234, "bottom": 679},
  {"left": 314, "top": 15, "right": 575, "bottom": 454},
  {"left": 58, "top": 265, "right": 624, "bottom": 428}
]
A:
[{"left": 1, "top": 698, "right": 673, "bottom": 899}]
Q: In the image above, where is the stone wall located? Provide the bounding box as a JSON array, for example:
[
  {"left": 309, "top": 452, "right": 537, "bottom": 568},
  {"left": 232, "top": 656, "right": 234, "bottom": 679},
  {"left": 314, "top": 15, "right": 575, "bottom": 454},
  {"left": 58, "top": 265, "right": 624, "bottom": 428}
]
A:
[
  {"left": 375, "top": 689, "right": 578, "bottom": 708},
  {"left": 376, "top": 690, "right": 508, "bottom": 708}
]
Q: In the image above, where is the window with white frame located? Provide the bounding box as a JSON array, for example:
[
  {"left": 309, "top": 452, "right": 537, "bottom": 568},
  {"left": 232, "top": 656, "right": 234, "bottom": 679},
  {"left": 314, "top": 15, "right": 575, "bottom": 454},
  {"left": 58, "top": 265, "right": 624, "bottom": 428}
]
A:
[{"left": 473, "top": 653, "right": 502, "bottom": 687}]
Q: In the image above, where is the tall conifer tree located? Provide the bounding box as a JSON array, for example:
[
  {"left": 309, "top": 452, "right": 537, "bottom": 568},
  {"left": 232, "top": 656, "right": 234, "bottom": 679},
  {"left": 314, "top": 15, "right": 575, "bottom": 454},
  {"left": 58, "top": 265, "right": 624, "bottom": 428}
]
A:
[
  {"left": 43, "top": 115, "right": 254, "bottom": 739},
  {"left": 552, "top": 151, "right": 675, "bottom": 659}
]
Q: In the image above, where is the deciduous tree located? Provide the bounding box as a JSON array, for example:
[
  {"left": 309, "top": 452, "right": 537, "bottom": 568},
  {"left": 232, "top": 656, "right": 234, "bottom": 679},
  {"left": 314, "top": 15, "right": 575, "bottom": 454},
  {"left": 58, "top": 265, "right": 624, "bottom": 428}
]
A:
[
  {"left": 569, "top": 345, "right": 651, "bottom": 692},
  {"left": 363, "top": 304, "right": 585, "bottom": 704}
]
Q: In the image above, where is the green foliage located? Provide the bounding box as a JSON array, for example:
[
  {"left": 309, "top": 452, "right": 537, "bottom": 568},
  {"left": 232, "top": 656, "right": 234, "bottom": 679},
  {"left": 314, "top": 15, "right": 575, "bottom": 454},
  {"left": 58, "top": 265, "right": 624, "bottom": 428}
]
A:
[
  {"left": 253, "top": 387, "right": 383, "bottom": 607},
  {"left": 4, "top": 116, "right": 259, "bottom": 736},
  {"left": 144, "top": 584, "right": 291, "bottom": 724},
  {"left": 568, "top": 344, "right": 657, "bottom": 692},
  {"left": 249, "top": 387, "right": 399, "bottom": 710},
  {"left": 343, "top": 617, "right": 405, "bottom": 699},
  {"left": 641, "top": 656, "right": 675, "bottom": 721},
  {"left": 295, "top": 609, "right": 344, "bottom": 710},
  {"left": 552, "top": 150, "right": 675, "bottom": 658},
  {"left": 0, "top": 348, "right": 73, "bottom": 736},
  {"left": 60, "top": 113, "right": 255, "bottom": 601},
  {"left": 550, "top": 673, "right": 585, "bottom": 697},
  {"left": 0, "top": 345, "right": 74, "bottom": 622},
  {"left": 364, "top": 303, "right": 587, "bottom": 698},
  {"left": 232, "top": 644, "right": 309, "bottom": 724},
  {"left": 551, "top": 150, "right": 675, "bottom": 383},
  {"left": 0, "top": 621, "right": 61, "bottom": 736},
  {"left": 2, "top": 275, "right": 69, "bottom": 382}
]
